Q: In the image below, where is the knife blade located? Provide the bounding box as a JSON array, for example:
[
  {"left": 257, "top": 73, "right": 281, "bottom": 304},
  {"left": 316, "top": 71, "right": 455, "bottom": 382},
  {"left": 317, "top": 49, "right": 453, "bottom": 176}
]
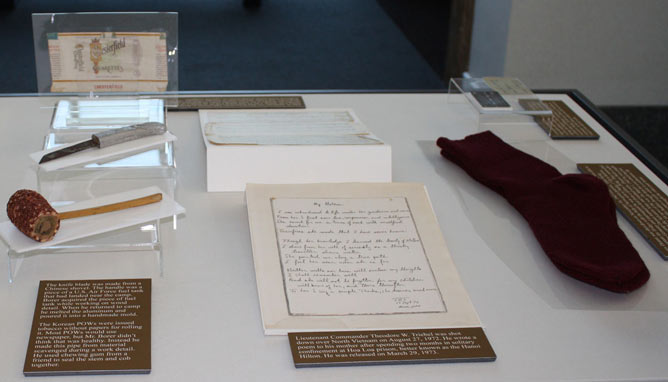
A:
[{"left": 39, "top": 122, "right": 167, "bottom": 164}]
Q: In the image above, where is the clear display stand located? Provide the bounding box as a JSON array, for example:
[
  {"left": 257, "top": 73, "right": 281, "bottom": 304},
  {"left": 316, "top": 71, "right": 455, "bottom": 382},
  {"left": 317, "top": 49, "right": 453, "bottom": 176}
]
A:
[
  {"left": 2, "top": 96, "right": 180, "bottom": 283},
  {"left": 36, "top": 97, "right": 176, "bottom": 202},
  {"left": 32, "top": 12, "right": 178, "bottom": 94},
  {"left": 7, "top": 219, "right": 163, "bottom": 284},
  {"left": 449, "top": 77, "right": 553, "bottom": 142},
  {"left": 2, "top": 184, "right": 184, "bottom": 283}
]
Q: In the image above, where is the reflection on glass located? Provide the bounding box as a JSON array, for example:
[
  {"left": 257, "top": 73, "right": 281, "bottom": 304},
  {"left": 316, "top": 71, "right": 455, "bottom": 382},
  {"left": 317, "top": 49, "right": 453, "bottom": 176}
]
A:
[{"left": 52, "top": 99, "right": 165, "bottom": 129}]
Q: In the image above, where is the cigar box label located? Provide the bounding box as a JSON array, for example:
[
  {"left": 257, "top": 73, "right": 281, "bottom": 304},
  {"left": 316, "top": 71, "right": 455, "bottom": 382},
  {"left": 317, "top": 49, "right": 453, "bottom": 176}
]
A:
[{"left": 47, "top": 32, "right": 168, "bottom": 92}]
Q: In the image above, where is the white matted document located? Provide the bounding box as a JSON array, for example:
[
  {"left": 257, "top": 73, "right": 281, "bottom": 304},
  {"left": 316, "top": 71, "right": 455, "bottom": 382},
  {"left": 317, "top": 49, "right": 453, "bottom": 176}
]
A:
[{"left": 245, "top": 183, "right": 482, "bottom": 335}]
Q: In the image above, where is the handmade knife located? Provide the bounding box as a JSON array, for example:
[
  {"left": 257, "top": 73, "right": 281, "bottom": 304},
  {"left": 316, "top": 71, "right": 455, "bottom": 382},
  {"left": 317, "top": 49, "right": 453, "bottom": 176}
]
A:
[{"left": 39, "top": 122, "right": 167, "bottom": 164}]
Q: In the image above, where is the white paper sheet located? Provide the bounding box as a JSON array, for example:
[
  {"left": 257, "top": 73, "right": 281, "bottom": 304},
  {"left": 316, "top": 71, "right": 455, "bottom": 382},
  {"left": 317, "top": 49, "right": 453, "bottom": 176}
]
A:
[
  {"left": 272, "top": 197, "right": 446, "bottom": 315},
  {"left": 206, "top": 134, "right": 381, "bottom": 145},
  {"left": 202, "top": 109, "right": 358, "bottom": 126},
  {"left": 0, "top": 186, "right": 185, "bottom": 253},
  {"left": 200, "top": 109, "right": 381, "bottom": 146}
]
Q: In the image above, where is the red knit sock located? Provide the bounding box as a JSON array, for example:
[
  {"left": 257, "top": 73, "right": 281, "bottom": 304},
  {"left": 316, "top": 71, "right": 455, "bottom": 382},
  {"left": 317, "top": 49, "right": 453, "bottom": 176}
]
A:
[{"left": 436, "top": 131, "right": 649, "bottom": 293}]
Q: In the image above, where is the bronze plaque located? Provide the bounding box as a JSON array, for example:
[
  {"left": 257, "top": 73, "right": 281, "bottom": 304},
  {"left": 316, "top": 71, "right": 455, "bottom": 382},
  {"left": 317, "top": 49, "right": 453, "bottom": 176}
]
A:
[
  {"left": 23, "top": 279, "right": 151, "bottom": 376},
  {"left": 579, "top": 163, "right": 668, "bottom": 259},
  {"left": 288, "top": 327, "right": 495, "bottom": 367},
  {"left": 543, "top": 100, "right": 599, "bottom": 139},
  {"left": 172, "top": 96, "right": 305, "bottom": 111}
]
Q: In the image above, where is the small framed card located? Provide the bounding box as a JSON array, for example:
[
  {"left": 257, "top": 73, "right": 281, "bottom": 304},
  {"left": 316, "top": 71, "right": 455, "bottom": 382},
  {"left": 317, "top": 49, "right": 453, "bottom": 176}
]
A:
[{"left": 469, "top": 91, "right": 512, "bottom": 110}]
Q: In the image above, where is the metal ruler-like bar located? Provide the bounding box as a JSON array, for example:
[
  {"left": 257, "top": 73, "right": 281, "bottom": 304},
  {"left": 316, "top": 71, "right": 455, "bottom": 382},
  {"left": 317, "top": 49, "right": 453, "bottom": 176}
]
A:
[{"left": 169, "top": 96, "right": 305, "bottom": 111}]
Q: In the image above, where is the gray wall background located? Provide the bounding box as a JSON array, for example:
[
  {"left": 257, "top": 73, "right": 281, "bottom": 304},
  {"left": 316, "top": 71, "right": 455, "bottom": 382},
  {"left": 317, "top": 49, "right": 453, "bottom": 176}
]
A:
[{"left": 469, "top": 0, "right": 668, "bottom": 106}]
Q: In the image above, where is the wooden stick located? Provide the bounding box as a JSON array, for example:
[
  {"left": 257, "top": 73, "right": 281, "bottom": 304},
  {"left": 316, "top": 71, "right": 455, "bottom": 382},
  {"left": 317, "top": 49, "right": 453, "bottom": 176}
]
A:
[{"left": 58, "top": 193, "right": 163, "bottom": 220}]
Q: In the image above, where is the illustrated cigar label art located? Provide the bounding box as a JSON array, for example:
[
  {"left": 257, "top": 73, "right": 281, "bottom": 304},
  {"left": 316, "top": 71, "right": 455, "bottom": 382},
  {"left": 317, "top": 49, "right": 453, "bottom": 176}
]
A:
[
  {"left": 39, "top": 122, "right": 167, "bottom": 164},
  {"left": 6, "top": 190, "right": 163, "bottom": 242}
]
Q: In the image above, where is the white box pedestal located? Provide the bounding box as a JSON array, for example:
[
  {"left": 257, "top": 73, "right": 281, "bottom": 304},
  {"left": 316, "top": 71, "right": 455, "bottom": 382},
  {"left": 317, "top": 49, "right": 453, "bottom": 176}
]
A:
[
  {"left": 198, "top": 108, "right": 392, "bottom": 192},
  {"left": 202, "top": 139, "right": 392, "bottom": 192}
]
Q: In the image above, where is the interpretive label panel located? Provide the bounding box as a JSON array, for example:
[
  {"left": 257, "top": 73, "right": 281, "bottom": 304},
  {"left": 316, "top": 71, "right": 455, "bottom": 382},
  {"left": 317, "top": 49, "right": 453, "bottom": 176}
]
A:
[
  {"left": 23, "top": 279, "right": 151, "bottom": 376},
  {"left": 578, "top": 163, "right": 668, "bottom": 259},
  {"left": 288, "top": 328, "right": 495, "bottom": 367},
  {"left": 544, "top": 100, "right": 599, "bottom": 139}
]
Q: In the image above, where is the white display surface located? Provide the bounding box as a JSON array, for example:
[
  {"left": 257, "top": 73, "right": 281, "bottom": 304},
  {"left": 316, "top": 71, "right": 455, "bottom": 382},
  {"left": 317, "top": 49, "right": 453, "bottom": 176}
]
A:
[{"left": 0, "top": 93, "right": 667, "bottom": 381}]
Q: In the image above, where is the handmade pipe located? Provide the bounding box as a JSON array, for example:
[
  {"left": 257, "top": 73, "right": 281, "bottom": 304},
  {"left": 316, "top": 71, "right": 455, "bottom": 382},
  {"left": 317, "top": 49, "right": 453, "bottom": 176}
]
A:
[{"left": 6, "top": 189, "right": 162, "bottom": 242}]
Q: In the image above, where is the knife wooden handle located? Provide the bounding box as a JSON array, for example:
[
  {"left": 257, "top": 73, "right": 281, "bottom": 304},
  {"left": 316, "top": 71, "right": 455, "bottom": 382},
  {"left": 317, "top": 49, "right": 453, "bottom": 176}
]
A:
[
  {"left": 92, "top": 122, "right": 167, "bottom": 148},
  {"left": 58, "top": 193, "right": 163, "bottom": 220}
]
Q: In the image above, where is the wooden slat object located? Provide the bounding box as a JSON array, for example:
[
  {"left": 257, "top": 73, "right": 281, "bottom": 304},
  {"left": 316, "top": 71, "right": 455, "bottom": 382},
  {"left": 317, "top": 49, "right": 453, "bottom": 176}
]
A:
[
  {"left": 58, "top": 193, "right": 163, "bottom": 220},
  {"left": 445, "top": 0, "right": 475, "bottom": 79}
]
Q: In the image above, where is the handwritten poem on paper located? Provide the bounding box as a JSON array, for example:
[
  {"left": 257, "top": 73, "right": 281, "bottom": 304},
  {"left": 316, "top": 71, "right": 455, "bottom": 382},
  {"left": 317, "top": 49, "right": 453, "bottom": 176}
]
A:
[
  {"left": 271, "top": 197, "right": 446, "bottom": 315},
  {"left": 24, "top": 279, "right": 151, "bottom": 375}
]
